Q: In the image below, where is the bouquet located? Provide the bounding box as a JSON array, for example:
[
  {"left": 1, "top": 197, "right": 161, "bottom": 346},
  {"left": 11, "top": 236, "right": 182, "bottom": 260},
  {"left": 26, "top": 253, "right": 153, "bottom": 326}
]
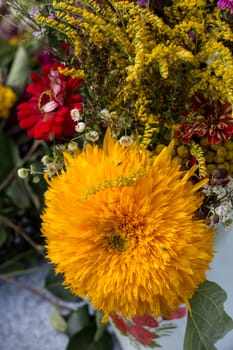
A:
[{"left": 5, "top": 0, "right": 233, "bottom": 348}]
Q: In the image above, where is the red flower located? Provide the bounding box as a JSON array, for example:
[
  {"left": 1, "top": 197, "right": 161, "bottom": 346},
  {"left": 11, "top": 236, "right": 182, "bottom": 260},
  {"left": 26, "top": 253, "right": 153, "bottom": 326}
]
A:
[
  {"left": 129, "top": 324, "right": 154, "bottom": 345},
  {"left": 132, "top": 315, "right": 159, "bottom": 328},
  {"left": 163, "top": 306, "right": 187, "bottom": 320},
  {"left": 111, "top": 315, "right": 128, "bottom": 334},
  {"left": 207, "top": 116, "right": 233, "bottom": 144},
  {"left": 17, "top": 62, "right": 84, "bottom": 140},
  {"left": 176, "top": 95, "right": 233, "bottom": 144}
]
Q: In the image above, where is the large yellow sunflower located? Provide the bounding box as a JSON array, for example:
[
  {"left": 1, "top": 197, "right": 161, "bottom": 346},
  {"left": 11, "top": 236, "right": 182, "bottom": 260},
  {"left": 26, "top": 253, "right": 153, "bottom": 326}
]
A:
[{"left": 42, "top": 129, "right": 215, "bottom": 320}]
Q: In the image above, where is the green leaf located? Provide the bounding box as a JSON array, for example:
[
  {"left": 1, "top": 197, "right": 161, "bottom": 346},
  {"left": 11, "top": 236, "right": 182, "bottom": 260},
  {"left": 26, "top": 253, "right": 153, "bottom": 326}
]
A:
[
  {"left": 184, "top": 280, "right": 233, "bottom": 350},
  {"left": 67, "top": 324, "right": 112, "bottom": 350},
  {"left": 45, "top": 269, "right": 81, "bottom": 302},
  {"left": 50, "top": 308, "right": 67, "bottom": 333},
  {"left": 66, "top": 305, "right": 90, "bottom": 336},
  {"left": 94, "top": 310, "right": 108, "bottom": 342},
  {"left": 0, "top": 39, "right": 17, "bottom": 67},
  {"left": 0, "top": 226, "right": 8, "bottom": 247},
  {"left": 88, "top": 332, "right": 112, "bottom": 350},
  {"left": 6, "top": 46, "right": 30, "bottom": 94},
  {"left": 0, "top": 128, "right": 15, "bottom": 181},
  {"left": 67, "top": 324, "right": 96, "bottom": 350},
  {"left": 6, "top": 177, "right": 31, "bottom": 209}
]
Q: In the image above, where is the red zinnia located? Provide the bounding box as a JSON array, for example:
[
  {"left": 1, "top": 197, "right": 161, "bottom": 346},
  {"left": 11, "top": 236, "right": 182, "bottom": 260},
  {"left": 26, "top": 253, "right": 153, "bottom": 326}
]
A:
[
  {"left": 17, "top": 62, "right": 84, "bottom": 140},
  {"left": 129, "top": 324, "right": 154, "bottom": 345},
  {"left": 176, "top": 94, "right": 233, "bottom": 144}
]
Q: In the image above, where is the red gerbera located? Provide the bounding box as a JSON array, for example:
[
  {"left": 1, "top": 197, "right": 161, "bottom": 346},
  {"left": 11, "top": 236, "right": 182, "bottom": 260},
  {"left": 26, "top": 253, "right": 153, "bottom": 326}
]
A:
[
  {"left": 176, "top": 94, "right": 233, "bottom": 144},
  {"left": 17, "top": 62, "right": 84, "bottom": 140}
]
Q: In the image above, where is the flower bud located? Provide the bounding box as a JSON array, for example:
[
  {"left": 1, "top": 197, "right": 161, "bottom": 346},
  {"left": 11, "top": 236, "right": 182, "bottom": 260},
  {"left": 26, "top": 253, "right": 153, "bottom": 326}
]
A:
[
  {"left": 119, "top": 136, "right": 134, "bottom": 147},
  {"left": 85, "top": 130, "right": 99, "bottom": 142},
  {"left": 68, "top": 141, "right": 78, "bottom": 151},
  {"left": 71, "top": 108, "right": 81, "bottom": 122},
  {"left": 17, "top": 168, "right": 29, "bottom": 179},
  {"left": 75, "top": 122, "right": 86, "bottom": 133}
]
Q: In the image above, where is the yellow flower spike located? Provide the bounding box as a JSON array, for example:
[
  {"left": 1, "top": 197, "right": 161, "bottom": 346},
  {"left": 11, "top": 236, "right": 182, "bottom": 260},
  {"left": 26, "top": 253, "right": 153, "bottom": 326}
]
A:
[
  {"left": 42, "top": 130, "right": 215, "bottom": 320},
  {"left": 58, "top": 66, "right": 85, "bottom": 79}
]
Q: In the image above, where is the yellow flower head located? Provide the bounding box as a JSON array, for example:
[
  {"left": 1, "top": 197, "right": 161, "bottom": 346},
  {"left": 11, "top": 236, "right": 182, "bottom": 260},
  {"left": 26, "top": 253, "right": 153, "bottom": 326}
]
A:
[
  {"left": 42, "top": 130, "right": 215, "bottom": 320},
  {"left": 0, "top": 85, "right": 17, "bottom": 119}
]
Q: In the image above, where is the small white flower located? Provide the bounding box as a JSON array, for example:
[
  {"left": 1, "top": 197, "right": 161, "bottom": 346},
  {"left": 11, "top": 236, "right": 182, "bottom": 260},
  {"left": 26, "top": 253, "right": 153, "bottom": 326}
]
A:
[
  {"left": 212, "top": 186, "right": 226, "bottom": 198},
  {"left": 85, "top": 130, "right": 99, "bottom": 142},
  {"left": 41, "top": 155, "right": 51, "bottom": 165},
  {"left": 17, "top": 168, "right": 29, "bottom": 179},
  {"left": 68, "top": 141, "right": 78, "bottom": 151},
  {"left": 99, "top": 108, "right": 110, "bottom": 119},
  {"left": 202, "top": 184, "right": 212, "bottom": 196},
  {"left": 46, "top": 163, "right": 59, "bottom": 177},
  {"left": 71, "top": 108, "right": 81, "bottom": 122},
  {"left": 55, "top": 145, "right": 66, "bottom": 152},
  {"left": 119, "top": 135, "right": 134, "bottom": 147},
  {"left": 33, "top": 176, "right": 40, "bottom": 184},
  {"left": 75, "top": 122, "right": 86, "bottom": 133}
]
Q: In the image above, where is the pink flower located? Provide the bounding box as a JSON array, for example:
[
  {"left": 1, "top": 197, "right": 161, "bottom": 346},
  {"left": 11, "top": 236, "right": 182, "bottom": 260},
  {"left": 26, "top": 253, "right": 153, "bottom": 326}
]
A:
[{"left": 217, "top": 0, "right": 233, "bottom": 13}]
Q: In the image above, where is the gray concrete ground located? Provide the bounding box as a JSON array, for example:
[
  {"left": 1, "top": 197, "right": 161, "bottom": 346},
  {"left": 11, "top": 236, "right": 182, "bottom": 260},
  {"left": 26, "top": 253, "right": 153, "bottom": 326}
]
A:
[{"left": 0, "top": 267, "right": 122, "bottom": 350}]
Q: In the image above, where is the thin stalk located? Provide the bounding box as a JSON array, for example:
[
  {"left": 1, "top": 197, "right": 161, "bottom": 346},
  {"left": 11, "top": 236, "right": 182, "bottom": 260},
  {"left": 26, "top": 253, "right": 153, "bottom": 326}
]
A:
[
  {"left": 0, "top": 214, "right": 44, "bottom": 256},
  {"left": 0, "top": 273, "right": 77, "bottom": 312}
]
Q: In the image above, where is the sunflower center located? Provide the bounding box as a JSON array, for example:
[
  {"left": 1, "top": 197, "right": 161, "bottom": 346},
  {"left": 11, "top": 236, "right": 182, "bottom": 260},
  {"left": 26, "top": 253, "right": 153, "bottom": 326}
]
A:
[{"left": 108, "top": 234, "right": 128, "bottom": 252}]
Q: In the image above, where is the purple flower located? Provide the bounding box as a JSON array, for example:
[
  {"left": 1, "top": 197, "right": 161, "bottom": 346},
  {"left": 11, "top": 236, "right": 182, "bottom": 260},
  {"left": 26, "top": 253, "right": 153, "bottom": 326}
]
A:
[
  {"left": 29, "top": 7, "right": 40, "bottom": 19},
  {"left": 139, "top": 0, "right": 148, "bottom": 7},
  {"left": 188, "top": 31, "right": 196, "bottom": 42},
  {"left": 217, "top": 0, "right": 233, "bottom": 13}
]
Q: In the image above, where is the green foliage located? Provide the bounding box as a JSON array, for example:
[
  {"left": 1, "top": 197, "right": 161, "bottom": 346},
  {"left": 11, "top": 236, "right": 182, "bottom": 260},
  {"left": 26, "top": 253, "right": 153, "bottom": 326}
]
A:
[
  {"left": 0, "top": 10, "right": 47, "bottom": 273},
  {"left": 66, "top": 306, "right": 91, "bottom": 337},
  {"left": 51, "top": 307, "right": 67, "bottom": 333},
  {"left": 6, "top": 46, "right": 30, "bottom": 95},
  {"left": 184, "top": 280, "right": 233, "bottom": 350},
  {"left": 44, "top": 270, "right": 113, "bottom": 350},
  {"left": 0, "top": 39, "right": 17, "bottom": 67},
  {"left": 0, "top": 127, "right": 15, "bottom": 181},
  {"left": 0, "top": 226, "right": 8, "bottom": 247},
  {"left": 45, "top": 269, "right": 81, "bottom": 302},
  {"left": 67, "top": 324, "right": 112, "bottom": 350},
  {"left": 94, "top": 310, "right": 108, "bottom": 342}
]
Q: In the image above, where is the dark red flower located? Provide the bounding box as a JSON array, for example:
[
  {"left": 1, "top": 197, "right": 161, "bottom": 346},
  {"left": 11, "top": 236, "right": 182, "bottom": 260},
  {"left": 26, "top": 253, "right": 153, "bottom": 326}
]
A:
[
  {"left": 17, "top": 62, "right": 84, "bottom": 140},
  {"left": 129, "top": 324, "right": 154, "bottom": 345},
  {"left": 132, "top": 315, "right": 159, "bottom": 328},
  {"left": 111, "top": 315, "right": 128, "bottom": 334},
  {"left": 163, "top": 306, "right": 187, "bottom": 320},
  {"left": 176, "top": 95, "right": 233, "bottom": 144},
  {"left": 207, "top": 116, "right": 233, "bottom": 144}
]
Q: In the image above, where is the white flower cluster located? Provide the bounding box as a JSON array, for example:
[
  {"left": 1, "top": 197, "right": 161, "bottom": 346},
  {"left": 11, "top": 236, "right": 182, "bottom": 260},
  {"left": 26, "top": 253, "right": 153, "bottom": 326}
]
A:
[
  {"left": 41, "top": 142, "right": 78, "bottom": 178},
  {"left": 203, "top": 177, "right": 233, "bottom": 228},
  {"left": 70, "top": 108, "right": 86, "bottom": 133}
]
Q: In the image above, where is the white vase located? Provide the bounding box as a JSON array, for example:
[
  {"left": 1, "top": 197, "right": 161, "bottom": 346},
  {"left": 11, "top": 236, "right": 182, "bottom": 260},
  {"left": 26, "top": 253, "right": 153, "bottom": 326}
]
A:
[{"left": 111, "top": 225, "right": 233, "bottom": 350}]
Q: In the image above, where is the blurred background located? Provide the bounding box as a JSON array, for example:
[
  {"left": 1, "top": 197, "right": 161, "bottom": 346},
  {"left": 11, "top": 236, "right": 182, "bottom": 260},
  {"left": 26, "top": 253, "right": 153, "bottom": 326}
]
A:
[{"left": 0, "top": 2, "right": 120, "bottom": 349}]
